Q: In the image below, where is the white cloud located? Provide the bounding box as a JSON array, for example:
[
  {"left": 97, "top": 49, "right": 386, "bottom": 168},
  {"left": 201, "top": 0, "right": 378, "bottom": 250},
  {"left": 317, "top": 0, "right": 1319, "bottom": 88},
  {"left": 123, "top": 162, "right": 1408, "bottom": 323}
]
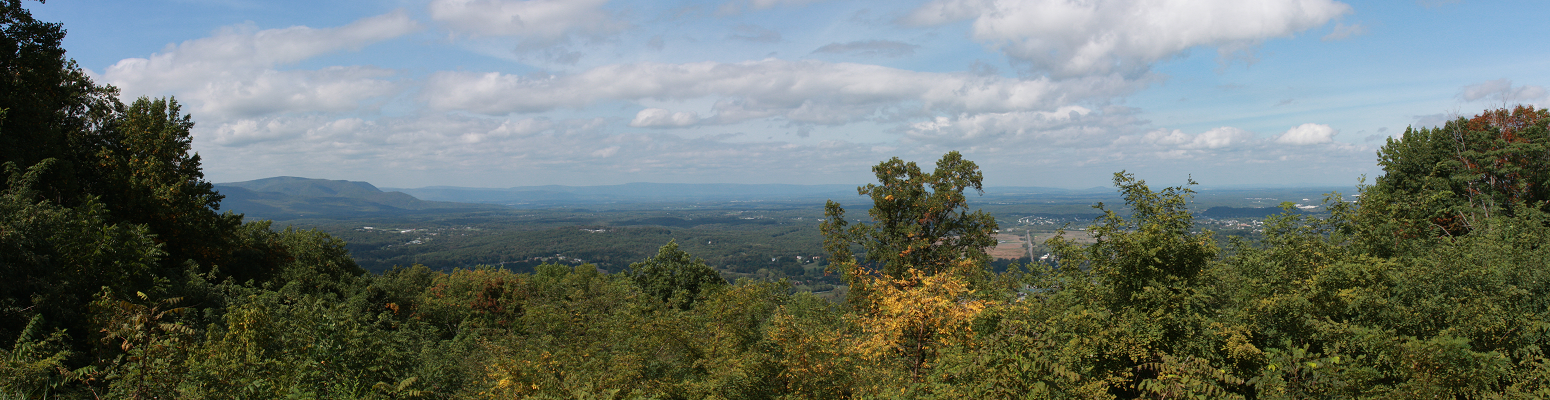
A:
[
  {"left": 104, "top": 12, "right": 418, "bottom": 92},
  {"left": 905, "top": 106, "right": 1105, "bottom": 144},
  {"left": 208, "top": 116, "right": 323, "bottom": 146},
  {"left": 190, "top": 67, "right": 399, "bottom": 119},
  {"left": 1133, "top": 126, "right": 1256, "bottom": 149},
  {"left": 1069, "top": 123, "right": 1374, "bottom": 180},
  {"left": 428, "top": 0, "right": 625, "bottom": 46},
  {"left": 903, "top": 0, "right": 1351, "bottom": 77},
  {"left": 1275, "top": 123, "right": 1337, "bottom": 145},
  {"left": 101, "top": 12, "right": 419, "bottom": 119},
  {"left": 630, "top": 108, "right": 702, "bottom": 128},
  {"left": 1192, "top": 127, "right": 1256, "bottom": 149},
  {"left": 420, "top": 59, "right": 1145, "bottom": 121},
  {"left": 488, "top": 118, "right": 555, "bottom": 137},
  {"left": 198, "top": 112, "right": 888, "bottom": 186},
  {"left": 1459, "top": 79, "right": 1548, "bottom": 104}
]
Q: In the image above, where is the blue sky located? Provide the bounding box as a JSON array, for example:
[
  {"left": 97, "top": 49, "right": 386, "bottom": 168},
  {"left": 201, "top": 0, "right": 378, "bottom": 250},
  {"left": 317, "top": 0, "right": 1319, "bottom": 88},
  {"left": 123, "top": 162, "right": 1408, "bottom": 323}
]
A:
[{"left": 29, "top": 0, "right": 1550, "bottom": 189}]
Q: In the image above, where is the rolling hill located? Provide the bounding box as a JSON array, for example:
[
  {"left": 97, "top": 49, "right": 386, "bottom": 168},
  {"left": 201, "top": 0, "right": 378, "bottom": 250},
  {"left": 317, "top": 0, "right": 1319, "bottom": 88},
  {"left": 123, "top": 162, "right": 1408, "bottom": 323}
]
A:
[{"left": 216, "top": 177, "right": 502, "bottom": 220}]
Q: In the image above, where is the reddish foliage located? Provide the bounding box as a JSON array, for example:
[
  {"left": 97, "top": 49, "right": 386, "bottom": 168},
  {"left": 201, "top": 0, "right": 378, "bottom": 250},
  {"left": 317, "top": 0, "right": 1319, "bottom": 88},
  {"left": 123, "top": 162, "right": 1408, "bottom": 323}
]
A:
[
  {"left": 1466, "top": 105, "right": 1548, "bottom": 140},
  {"left": 1447, "top": 106, "right": 1550, "bottom": 228}
]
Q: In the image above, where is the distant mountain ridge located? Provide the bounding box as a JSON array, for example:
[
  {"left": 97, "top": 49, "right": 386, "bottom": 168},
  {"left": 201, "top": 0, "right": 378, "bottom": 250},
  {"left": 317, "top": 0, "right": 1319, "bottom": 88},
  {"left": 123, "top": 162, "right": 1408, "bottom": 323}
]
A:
[
  {"left": 216, "top": 177, "right": 499, "bottom": 220},
  {"left": 387, "top": 183, "right": 860, "bottom": 205},
  {"left": 384, "top": 183, "right": 1107, "bottom": 206},
  {"left": 224, "top": 176, "right": 392, "bottom": 199}
]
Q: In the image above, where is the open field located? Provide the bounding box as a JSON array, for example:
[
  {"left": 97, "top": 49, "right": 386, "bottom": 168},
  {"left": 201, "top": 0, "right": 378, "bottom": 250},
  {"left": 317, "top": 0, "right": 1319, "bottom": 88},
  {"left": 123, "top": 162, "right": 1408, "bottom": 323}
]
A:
[{"left": 987, "top": 233, "right": 1030, "bottom": 260}]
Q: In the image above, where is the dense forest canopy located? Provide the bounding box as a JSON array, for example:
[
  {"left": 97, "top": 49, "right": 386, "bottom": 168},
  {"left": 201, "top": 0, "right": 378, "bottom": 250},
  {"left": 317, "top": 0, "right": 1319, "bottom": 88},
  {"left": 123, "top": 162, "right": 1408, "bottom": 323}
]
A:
[{"left": 6, "top": 1, "right": 1550, "bottom": 398}]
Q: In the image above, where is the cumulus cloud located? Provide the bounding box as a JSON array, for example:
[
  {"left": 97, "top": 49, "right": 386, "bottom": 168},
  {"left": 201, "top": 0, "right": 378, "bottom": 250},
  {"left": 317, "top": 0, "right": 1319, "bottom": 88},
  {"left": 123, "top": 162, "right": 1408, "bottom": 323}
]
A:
[
  {"left": 630, "top": 108, "right": 702, "bottom": 128},
  {"left": 209, "top": 116, "right": 328, "bottom": 146},
  {"left": 198, "top": 112, "right": 888, "bottom": 186},
  {"left": 811, "top": 40, "right": 920, "bottom": 58},
  {"left": 420, "top": 59, "right": 1146, "bottom": 122},
  {"left": 1127, "top": 126, "right": 1255, "bottom": 149},
  {"left": 1275, "top": 123, "right": 1337, "bottom": 145},
  {"left": 1070, "top": 122, "right": 1374, "bottom": 177},
  {"left": 1191, "top": 127, "right": 1256, "bottom": 148},
  {"left": 1458, "top": 79, "right": 1548, "bottom": 104},
  {"left": 205, "top": 114, "right": 603, "bottom": 177},
  {"left": 905, "top": 106, "right": 1108, "bottom": 145},
  {"left": 902, "top": 0, "right": 1351, "bottom": 77},
  {"left": 104, "top": 12, "right": 418, "bottom": 89},
  {"left": 190, "top": 67, "right": 399, "bottom": 119},
  {"left": 101, "top": 12, "right": 419, "bottom": 119},
  {"left": 428, "top": 0, "right": 625, "bottom": 46}
]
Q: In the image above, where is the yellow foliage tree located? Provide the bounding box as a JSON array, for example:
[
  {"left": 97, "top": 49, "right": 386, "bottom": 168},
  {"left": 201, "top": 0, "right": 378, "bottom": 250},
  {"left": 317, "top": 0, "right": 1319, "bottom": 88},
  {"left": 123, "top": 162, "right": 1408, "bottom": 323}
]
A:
[
  {"left": 854, "top": 262, "right": 990, "bottom": 385},
  {"left": 766, "top": 294, "right": 860, "bottom": 399}
]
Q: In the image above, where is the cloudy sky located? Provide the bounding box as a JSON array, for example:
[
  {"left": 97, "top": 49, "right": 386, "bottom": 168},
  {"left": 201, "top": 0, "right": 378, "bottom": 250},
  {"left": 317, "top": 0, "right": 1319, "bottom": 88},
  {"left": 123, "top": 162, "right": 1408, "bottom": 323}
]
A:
[{"left": 30, "top": 0, "right": 1549, "bottom": 189}]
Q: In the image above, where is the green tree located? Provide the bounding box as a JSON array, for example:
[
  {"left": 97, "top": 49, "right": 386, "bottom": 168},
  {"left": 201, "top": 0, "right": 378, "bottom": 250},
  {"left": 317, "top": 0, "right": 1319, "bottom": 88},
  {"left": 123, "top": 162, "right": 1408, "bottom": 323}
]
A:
[
  {"left": 628, "top": 240, "right": 727, "bottom": 310},
  {"left": 821, "top": 151, "right": 998, "bottom": 308},
  {"left": 0, "top": 160, "right": 163, "bottom": 351},
  {"left": 273, "top": 227, "right": 366, "bottom": 295},
  {"left": 92, "top": 97, "right": 239, "bottom": 276},
  {"left": 0, "top": 0, "right": 120, "bottom": 203},
  {"left": 1018, "top": 172, "right": 1233, "bottom": 397},
  {"left": 1063, "top": 172, "right": 1218, "bottom": 307},
  {"left": 1360, "top": 106, "right": 1550, "bottom": 249}
]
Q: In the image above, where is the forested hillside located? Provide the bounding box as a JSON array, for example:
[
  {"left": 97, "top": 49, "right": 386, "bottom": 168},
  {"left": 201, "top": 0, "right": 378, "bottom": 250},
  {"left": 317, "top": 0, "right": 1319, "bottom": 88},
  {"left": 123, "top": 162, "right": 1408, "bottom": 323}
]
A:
[
  {"left": 7, "top": 1, "right": 1550, "bottom": 398},
  {"left": 214, "top": 176, "right": 500, "bottom": 220}
]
